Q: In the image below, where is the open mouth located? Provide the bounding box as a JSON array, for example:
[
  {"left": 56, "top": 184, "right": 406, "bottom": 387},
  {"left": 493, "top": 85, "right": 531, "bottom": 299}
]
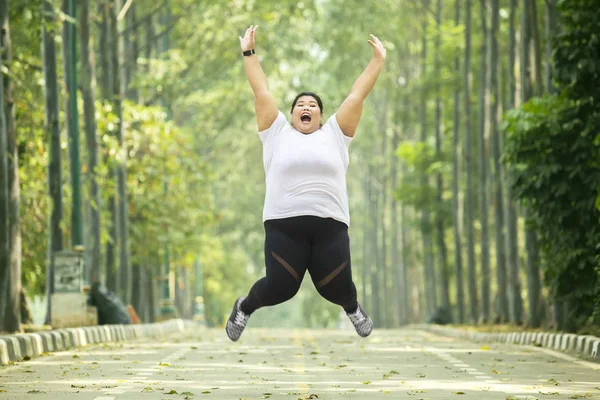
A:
[{"left": 301, "top": 112, "right": 312, "bottom": 123}]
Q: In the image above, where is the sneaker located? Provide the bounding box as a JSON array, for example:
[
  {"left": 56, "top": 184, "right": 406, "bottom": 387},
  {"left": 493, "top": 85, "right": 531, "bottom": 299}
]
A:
[
  {"left": 226, "top": 296, "right": 250, "bottom": 341},
  {"left": 346, "top": 304, "right": 373, "bottom": 337}
]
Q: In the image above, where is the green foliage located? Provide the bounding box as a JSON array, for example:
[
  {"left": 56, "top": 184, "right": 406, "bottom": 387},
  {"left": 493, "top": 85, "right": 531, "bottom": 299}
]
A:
[
  {"left": 13, "top": 0, "right": 598, "bottom": 330},
  {"left": 502, "top": 0, "right": 600, "bottom": 330},
  {"left": 394, "top": 142, "right": 437, "bottom": 207}
]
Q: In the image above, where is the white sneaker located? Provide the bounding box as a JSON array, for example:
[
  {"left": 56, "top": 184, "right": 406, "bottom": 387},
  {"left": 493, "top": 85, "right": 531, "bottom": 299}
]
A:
[
  {"left": 226, "top": 296, "right": 249, "bottom": 341},
  {"left": 347, "top": 304, "right": 373, "bottom": 337}
]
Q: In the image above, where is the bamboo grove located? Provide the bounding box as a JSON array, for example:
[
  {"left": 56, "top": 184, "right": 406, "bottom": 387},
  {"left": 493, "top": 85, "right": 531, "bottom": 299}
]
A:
[{"left": 0, "top": 0, "right": 598, "bottom": 334}]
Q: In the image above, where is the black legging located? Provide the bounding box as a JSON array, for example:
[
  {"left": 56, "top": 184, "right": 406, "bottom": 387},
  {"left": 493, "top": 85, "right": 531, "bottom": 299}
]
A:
[{"left": 241, "top": 216, "right": 359, "bottom": 315}]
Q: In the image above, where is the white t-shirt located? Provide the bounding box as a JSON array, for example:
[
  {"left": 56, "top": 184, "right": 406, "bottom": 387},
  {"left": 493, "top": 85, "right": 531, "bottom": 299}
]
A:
[{"left": 258, "top": 111, "right": 353, "bottom": 226}]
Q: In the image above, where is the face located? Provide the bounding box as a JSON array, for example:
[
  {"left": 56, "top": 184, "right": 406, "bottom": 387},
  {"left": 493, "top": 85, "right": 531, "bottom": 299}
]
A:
[{"left": 292, "top": 96, "right": 322, "bottom": 134}]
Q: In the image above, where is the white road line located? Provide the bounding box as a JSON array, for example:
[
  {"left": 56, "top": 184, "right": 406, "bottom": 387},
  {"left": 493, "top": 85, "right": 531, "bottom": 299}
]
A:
[
  {"left": 137, "top": 372, "right": 152, "bottom": 376},
  {"left": 527, "top": 346, "right": 600, "bottom": 370},
  {"left": 93, "top": 397, "right": 116, "bottom": 400}
]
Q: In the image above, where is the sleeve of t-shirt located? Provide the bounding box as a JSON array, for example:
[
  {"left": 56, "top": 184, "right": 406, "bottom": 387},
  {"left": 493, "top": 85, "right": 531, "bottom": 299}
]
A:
[
  {"left": 326, "top": 113, "right": 353, "bottom": 149},
  {"left": 257, "top": 111, "right": 288, "bottom": 145}
]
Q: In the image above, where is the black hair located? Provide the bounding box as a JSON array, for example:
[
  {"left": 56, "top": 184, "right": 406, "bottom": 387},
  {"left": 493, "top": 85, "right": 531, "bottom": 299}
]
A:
[{"left": 290, "top": 92, "right": 324, "bottom": 115}]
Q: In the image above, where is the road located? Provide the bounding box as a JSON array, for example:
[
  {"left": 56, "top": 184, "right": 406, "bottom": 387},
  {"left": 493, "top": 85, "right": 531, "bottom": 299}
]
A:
[{"left": 0, "top": 327, "right": 598, "bottom": 399}]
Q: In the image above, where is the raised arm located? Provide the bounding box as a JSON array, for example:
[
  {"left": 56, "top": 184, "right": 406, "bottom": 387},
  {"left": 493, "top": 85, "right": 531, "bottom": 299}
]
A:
[
  {"left": 239, "top": 25, "right": 278, "bottom": 131},
  {"left": 336, "top": 34, "right": 387, "bottom": 137}
]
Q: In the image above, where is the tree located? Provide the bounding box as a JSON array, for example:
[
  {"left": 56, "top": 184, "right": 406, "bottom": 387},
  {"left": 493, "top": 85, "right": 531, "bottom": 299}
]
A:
[
  {"left": 505, "top": 0, "right": 523, "bottom": 325},
  {"left": 464, "top": 0, "right": 479, "bottom": 324},
  {"left": 477, "top": 0, "right": 491, "bottom": 324},
  {"left": 489, "top": 0, "right": 508, "bottom": 323},
  {"left": 434, "top": 0, "right": 450, "bottom": 316},
  {"left": 452, "top": 0, "right": 465, "bottom": 324},
  {"left": 99, "top": 0, "right": 118, "bottom": 292},
  {"left": 42, "top": 0, "right": 64, "bottom": 325},
  {"left": 0, "top": 0, "right": 8, "bottom": 332},
  {"left": 1, "top": 0, "right": 21, "bottom": 333},
  {"left": 420, "top": 0, "right": 436, "bottom": 317},
  {"left": 114, "top": 0, "right": 131, "bottom": 304},
  {"left": 61, "top": 0, "right": 83, "bottom": 250},
  {"left": 80, "top": 0, "right": 101, "bottom": 283},
  {"left": 545, "top": 0, "right": 558, "bottom": 93},
  {"left": 520, "top": 0, "right": 543, "bottom": 329},
  {"left": 504, "top": 0, "right": 600, "bottom": 332}
]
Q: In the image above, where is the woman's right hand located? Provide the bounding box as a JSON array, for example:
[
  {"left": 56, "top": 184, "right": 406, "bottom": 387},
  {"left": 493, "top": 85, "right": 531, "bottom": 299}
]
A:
[{"left": 239, "top": 25, "right": 257, "bottom": 52}]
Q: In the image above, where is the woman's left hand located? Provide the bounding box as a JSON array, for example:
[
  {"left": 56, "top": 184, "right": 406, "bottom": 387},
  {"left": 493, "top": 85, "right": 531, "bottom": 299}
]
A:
[{"left": 368, "top": 34, "right": 386, "bottom": 61}]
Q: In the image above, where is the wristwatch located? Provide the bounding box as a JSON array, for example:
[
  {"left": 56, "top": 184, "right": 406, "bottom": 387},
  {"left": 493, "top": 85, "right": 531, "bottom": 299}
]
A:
[{"left": 242, "top": 49, "right": 255, "bottom": 57}]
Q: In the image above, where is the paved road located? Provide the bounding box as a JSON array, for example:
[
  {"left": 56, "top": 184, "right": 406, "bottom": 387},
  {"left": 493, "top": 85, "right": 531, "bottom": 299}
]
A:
[{"left": 0, "top": 327, "right": 598, "bottom": 399}]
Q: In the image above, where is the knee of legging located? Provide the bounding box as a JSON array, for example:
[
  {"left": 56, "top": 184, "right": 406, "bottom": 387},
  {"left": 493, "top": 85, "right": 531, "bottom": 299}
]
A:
[
  {"left": 316, "top": 280, "right": 355, "bottom": 301},
  {"left": 268, "top": 279, "right": 301, "bottom": 301}
]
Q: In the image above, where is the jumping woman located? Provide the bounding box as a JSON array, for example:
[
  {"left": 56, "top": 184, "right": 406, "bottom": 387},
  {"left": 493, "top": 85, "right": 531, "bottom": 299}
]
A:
[{"left": 226, "top": 25, "right": 386, "bottom": 341}]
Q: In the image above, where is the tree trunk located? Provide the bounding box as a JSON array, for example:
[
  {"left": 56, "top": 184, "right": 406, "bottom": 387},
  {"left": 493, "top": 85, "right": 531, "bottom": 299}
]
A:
[
  {"left": 434, "top": 0, "right": 451, "bottom": 316},
  {"left": 131, "top": 263, "right": 142, "bottom": 318},
  {"left": 543, "top": 0, "right": 564, "bottom": 329},
  {"left": 400, "top": 200, "right": 410, "bottom": 323},
  {"left": 544, "top": 0, "right": 566, "bottom": 330},
  {"left": 420, "top": 0, "right": 436, "bottom": 318},
  {"left": 529, "top": 0, "right": 543, "bottom": 96},
  {"left": 506, "top": 0, "right": 523, "bottom": 325},
  {"left": 464, "top": 0, "right": 479, "bottom": 324},
  {"left": 400, "top": 98, "right": 411, "bottom": 324},
  {"left": 99, "top": 0, "right": 117, "bottom": 290},
  {"left": 371, "top": 167, "right": 382, "bottom": 327},
  {"left": 391, "top": 115, "right": 405, "bottom": 325},
  {"left": 1, "top": 0, "right": 20, "bottom": 333},
  {"left": 545, "top": 0, "right": 557, "bottom": 94},
  {"left": 112, "top": 0, "right": 131, "bottom": 304},
  {"left": 147, "top": 266, "right": 156, "bottom": 323},
  {"left": 367, "top": 166, "right": 381, "bottom": 326},
  {"left": 61, "top": 0, "right": 83, "bottom": 251},
  {"left": 141, "top": 11, "right": 155, "bottom": 105},
  {"left": 489, "top": 0, "right": 509, "bottom": 323},
  {"left": 376, "top": 104, "right": 390, "bottom": 328},
  {"left": 478, "top": 0, "right": 491, "bottom": 324},
  {"left": 41, "top": 0, "right": 65, "bottom": 325},
  {"left": 453, "top": 0, "right": 465, "bottom": 324},
  {"left": 0, "top": 1, "right": 8, "bottom": 331},
  {"left": 80, "top": 0, "right": 102, "bottom": 284},
  {"left": 524, "top": 210, "right": 542, "bottom": 328},
  {"left": 521, "top": 0, "right": 542, "bottom": 328},
  {"left": 127, "top": 4, "right": 139, "bottom": 101}
]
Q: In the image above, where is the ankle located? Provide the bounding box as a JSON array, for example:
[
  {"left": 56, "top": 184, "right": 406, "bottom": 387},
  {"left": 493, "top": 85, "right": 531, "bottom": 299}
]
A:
[
  {"left": 345, "top": 304, "right": 359, "bottom": 314},
  {"left": 240, "top": 298, "right": 252, "bottom": 315}
]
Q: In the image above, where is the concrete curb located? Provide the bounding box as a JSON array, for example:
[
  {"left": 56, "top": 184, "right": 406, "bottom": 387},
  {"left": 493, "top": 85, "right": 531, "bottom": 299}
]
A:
[
  {"left": 0, "top": 319, "right": 196, "bottom": 366},
  {"left": 416, "top": 324, "right": 600, "bottom": 361}
]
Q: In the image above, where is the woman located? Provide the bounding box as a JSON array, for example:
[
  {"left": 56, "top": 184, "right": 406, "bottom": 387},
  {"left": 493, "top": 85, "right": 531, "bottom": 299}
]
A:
[{"left": 226, "top": 25, "right": 386, "bottom": 341}]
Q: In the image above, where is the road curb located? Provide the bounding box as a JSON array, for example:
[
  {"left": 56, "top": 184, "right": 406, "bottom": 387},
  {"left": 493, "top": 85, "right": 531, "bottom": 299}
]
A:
[
  {"left": 0, "top": 319, "right": 195, "bottom": 366},
  {"left": 416, "top": 324, "right": 600, "bottom": 361}
]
